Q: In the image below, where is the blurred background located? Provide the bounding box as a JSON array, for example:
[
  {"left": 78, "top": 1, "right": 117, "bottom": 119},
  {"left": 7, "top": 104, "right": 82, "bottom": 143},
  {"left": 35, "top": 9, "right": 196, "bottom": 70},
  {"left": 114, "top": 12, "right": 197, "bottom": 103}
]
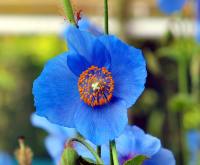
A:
[{"left": 0, "top": 0, "right": 200, "bottom": 165}]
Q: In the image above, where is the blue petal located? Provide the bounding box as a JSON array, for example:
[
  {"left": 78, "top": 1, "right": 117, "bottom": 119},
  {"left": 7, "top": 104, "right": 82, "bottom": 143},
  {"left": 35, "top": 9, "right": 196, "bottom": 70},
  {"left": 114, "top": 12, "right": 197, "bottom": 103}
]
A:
[
  {"left": 186, "top": 130, "right": 200, "bottom": 152},
  {"left": 45, "top": 135, "right": 65, "bottom": 164},
  {"left": 78, "top": 17, "right": 103, "bottom": 36},
  {"left": 67, "top": 53, "right": 90, "bottom": 76},
  {"left": 99, "top": 35, "right": 147, "bottom": 108},
  {"left": 91, "top": 39, "right": 111, "bottom": 69},
  {"left": 33, "top": 52, "right": 80, "bottom": 127},
  {"left": 0, "top": 152, "right": 14, "bottom": 165},
  {"left": 31, "top": 113, "right": 76, "bottom": 138},
  {"left": 157, "top": 0, "right": 186, "bottom": 15},
  {"left": 74, "top": 98, "right": 128, "bottom": 145},
  {"left": 117, "top": 126, "right": 161, "bottom": 158},
  {"left": 143, "top": 148, "right": 176, "bottom": 165},
  {"left": 186, "top": 130, "right": 200, "bottom": 165},
  {"left": 65, "top": 25, "right": 96, "bottom": 61}
]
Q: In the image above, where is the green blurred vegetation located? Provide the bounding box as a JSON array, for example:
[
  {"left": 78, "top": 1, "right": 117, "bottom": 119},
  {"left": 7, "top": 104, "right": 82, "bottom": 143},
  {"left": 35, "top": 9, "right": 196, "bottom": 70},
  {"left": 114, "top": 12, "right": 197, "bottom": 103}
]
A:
[
  {"left": 0, "top": 31, "right": 199, "bottom": 165},
  {"left": 0, "top": 35, "right": 66, "bottom": 158}
]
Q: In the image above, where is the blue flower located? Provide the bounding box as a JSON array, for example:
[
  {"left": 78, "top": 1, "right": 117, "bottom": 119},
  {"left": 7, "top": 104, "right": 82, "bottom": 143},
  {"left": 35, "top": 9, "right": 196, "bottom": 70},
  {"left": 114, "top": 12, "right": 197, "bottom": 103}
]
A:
[
  {"left": 0, "top": 152, "right": 14, "bottom": 165},
  {"left": 186, "top": 130, "right": 200, "bottom": 165},
  {"left": 33, "top": 25, "right": 147, "bottom": 145},
  {"left": 157, "top": 0, "right": 186, "bottom": 14},
  {"left": 74, "top": 126, "right": 175, "bottom": 165},
  {"left": 31, "top": 113, "right": 76, "bottom": 164},
  {"left": 116, "top": 126, "right": 175, "bottom": 165}
]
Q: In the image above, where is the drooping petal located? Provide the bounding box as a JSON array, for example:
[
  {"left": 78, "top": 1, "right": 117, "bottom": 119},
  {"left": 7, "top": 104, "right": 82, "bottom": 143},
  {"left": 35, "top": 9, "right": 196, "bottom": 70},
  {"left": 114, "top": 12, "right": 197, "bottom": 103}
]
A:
[
  {"left": 99, "top": 35, "right": 147, "bottom": 108},
  {"left": 157, "top": 0, "right": 186, "bottom": 15},
  {"left": 117, "top": 126, "right": 161, "bottom": 158},
  {"left": 45, "top": 135, "right": 65, "bottom": 164},
  {"left": 74, "top": 98, "right": 128, "bottom": 145},
  {"left": 67, "top": 53, "right": 90, "bottom": 76},
  {"left": 65, "top": 25, "right": 96, "bottom": 60},
  {"left": 143, "top": 148, "right": 176, "bottom": 165},
  {"left": 33, "top": 52, "right": 80, "bottom": 127},
  {"left": 31, "top": 113, "right": 76, "bottom": 138}
]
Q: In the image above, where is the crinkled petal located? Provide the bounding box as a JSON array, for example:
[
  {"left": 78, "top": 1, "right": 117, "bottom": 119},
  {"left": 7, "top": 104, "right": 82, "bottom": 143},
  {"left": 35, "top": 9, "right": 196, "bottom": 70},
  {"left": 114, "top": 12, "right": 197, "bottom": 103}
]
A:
[
  {"left": 33, "top": 52, "right": 79, "bottom": 127},
  {"left": 65, "top": 25, "right": 96, "bottom": 60},
  {"left": 67, "top": 53, "right": 90, "bottom": 76},
  {"left": 31, "top": 113, "right": 76, "bottom": 138},
  {"left": 99, "top": 35, "right": 147, "bottom": 108},
  {"left": 143, "top": 148, "right": 176, "bottom": 165},
  {"left": 74, "top": 98, "right": 128, "bottom": 145},
  {"left": 45, "top": 135, "right": 65, "bottom": 164},
  {"left": 157, "top": 0, "right": 186, "bottom": 15},
  {"left": 117, "top": 126, "right": 161, "bottom": 158},
  {"left": 131, "top": 126, "right": 161, "bottom": 157}
]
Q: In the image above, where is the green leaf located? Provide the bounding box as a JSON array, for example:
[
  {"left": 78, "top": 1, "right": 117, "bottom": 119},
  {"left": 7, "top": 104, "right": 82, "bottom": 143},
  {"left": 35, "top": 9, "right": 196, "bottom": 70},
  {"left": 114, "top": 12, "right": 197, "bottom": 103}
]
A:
[
  {"left": 61, "top": 147, "right": 80, "bottom": 165},
  {"left": 123, "top": 155, "right": 148, "bottom": 165}
]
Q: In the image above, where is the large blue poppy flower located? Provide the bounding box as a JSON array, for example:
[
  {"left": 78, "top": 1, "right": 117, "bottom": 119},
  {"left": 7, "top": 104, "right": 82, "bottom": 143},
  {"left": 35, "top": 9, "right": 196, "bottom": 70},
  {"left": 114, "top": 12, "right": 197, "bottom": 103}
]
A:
[
  {"left": 31, "top": 113, "right": 76, "bottom": 164},
  {"left": 157, "top": 0, "right": 186, "bottom": 14},
  {"left": 33, "top": 25, "right": 147, "bottom": 145},
  {"left": 116, "top": 126, "right": 175, "bottom": 165}
]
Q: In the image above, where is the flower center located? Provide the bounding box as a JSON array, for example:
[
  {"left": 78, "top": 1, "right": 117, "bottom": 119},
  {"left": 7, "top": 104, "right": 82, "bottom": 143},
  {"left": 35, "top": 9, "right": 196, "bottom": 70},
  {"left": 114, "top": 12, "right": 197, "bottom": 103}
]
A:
[{"left": 78, "top": 66, "right": 114, "bottom": 107}]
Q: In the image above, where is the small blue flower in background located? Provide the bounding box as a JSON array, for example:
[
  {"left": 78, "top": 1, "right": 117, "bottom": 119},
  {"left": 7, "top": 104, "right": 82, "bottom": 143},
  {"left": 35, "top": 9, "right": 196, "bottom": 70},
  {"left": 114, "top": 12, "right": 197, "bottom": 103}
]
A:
[
  {"left": 196, "top": 0, "right": 200, "bottom": 42},
  {"left": 33, "top": 25, "right": 147, "bottom": 145},
  {"left": 116, "top": 126, "right": 175, "bottom": 165},
  {"left": 0, "top": 152, "right": 14, "bottom": 165},
  {"left": 157, "top": 0, "right": 186, "bottom": 15},
  {"left": 186, "top": 130, "right": 200, "bottom": 165},
  {"left": 31, "top": 113, "right": 76, "bottom": 164}
]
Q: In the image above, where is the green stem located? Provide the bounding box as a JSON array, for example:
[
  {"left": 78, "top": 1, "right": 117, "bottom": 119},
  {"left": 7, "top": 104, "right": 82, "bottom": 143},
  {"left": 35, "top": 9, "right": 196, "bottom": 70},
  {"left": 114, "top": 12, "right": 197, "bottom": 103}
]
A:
[
  {"left": 70, "top": 138, "right": 104, "bottom": 164},
  {"left": 97, "top": 146, "right": 101, "bottom": 158},
  {"left": 178, "top": 59, "right": 188, "bottom": 94},
  {"left": 109, "top": 142, "right": 114, "bottom": 165},
  {"left": 62, "top": 0, "right": 77, "bottom": 26},
  {"left": 110, "top": 140, "right": 119, "bottom": 165},
  {"left": 104, "top": 0, "right": 109, "bottom": 34}
]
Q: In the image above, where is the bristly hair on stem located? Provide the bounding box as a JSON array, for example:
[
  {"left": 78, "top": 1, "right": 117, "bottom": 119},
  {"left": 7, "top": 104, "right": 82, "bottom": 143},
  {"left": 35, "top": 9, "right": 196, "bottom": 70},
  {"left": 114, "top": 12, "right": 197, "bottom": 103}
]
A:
[{"left": 62, "top": 0, "right": 77, "bottom": 26}]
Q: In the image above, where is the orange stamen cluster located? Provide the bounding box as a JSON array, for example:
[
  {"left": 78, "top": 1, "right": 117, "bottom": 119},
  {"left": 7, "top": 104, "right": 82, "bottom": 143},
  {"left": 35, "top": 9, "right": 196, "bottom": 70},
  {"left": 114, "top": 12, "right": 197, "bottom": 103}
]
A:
[{"left": 78, "top": 66, "right": 114, "bottom": 107}]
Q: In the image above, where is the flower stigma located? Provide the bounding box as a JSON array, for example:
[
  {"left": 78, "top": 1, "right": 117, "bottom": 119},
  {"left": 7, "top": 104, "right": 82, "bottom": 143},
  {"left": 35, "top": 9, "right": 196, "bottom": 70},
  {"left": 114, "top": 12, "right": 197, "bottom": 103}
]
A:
[{"left": 78, "top": 66, "right": 114, "bottom": 107}]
